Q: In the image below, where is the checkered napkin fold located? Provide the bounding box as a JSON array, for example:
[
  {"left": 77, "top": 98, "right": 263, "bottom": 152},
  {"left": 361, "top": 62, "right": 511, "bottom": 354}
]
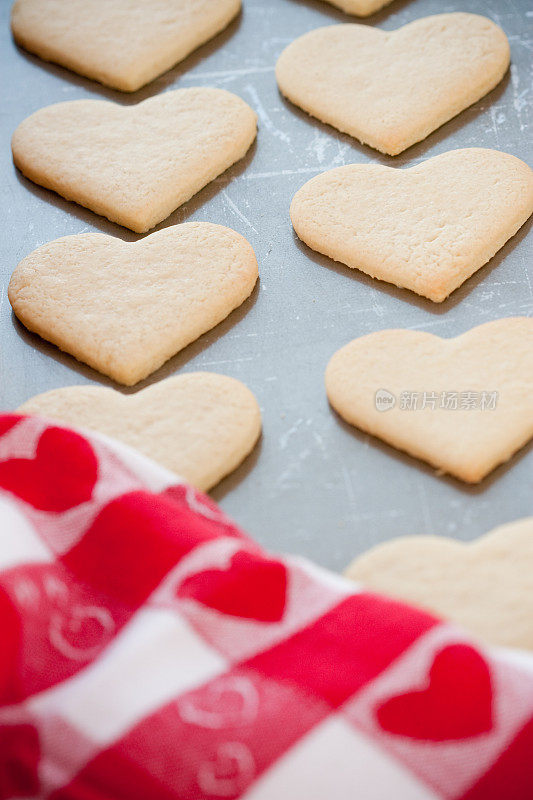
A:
[{"left": 0, "top": 413, "right": 531, "bottom": 799}]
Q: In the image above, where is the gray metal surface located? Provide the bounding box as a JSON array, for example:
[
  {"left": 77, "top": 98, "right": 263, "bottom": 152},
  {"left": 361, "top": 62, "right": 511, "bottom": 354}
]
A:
[{"left": 1, "top": 0, "right": 532, "bottom": 571}]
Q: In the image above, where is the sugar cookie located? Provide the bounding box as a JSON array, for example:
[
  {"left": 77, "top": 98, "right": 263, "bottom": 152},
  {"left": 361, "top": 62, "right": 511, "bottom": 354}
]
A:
[
  {"left": 12, "top": 88, "right": 257, "bottom": 232},
  {"left": 291, "top": 149, "right": 533, "bottom": 302},
  {"left": 325, "top": 318, "right": 533, "bottom": 483},
  {"left": 276, "top": 14, "right": 510, "bottom": 155},
  {"left": 9, "top": 223, "right": 258, "bottom": 386},
  {"left": 18, "top": 373, "right": 261, "bottom": 492},
  {"left": 322, "top": 0, "right": 394, "bottom": 16},
  {"left": 11, "top": 0, "right": 241, "bottom": 92},
  {"left": 345, "top": 518, "right": 533, "bottom": 651}
]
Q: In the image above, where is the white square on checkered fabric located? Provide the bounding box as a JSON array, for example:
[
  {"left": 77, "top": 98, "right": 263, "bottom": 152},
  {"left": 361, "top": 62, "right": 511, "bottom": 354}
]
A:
[
  {"left": 0, "top": 493, "right": 52, "bottom": 570},
  {"left": 493, "top": 646, "right": 533, "bottom": 675},
  {"left": 29, "top": 606, "right": 226, "bottom": 744},
  {"left": 243, "top": 714, "right": 438, "bottom": 800}
]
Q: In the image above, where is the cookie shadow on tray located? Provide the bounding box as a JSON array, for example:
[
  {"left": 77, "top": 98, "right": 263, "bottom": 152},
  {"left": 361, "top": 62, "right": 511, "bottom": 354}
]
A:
[
  {"left": 210, "top": 436, "right": 264, "bottom": 503},
  {"left": 11, "top": 136, "right": 258, "bottom": 241},
  {"left": 291, "top": 211, "right": 532, "bottom": 315},
  {"left": 277, "top": 70, "right": 511, "bottom": 169},
  {"left": 10, "top": 279, "right": 260, "bottom": 397},
  {"left": 330, "top": 408, "right": 533, "bottom": 495},
  {"left": 11, "top": 11, "right": 244, "bottom": 106}
]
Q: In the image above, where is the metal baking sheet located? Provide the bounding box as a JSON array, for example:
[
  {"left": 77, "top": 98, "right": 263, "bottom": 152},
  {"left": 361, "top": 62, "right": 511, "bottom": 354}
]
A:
[{"left": 1, "top": 0, "right": 532, "bottom": 572}]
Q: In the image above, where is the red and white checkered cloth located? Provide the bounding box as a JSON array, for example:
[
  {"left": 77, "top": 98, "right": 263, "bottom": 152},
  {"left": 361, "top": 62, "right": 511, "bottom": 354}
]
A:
[{"left": 0, "top": 413, "right": 532, "bottom": 799}]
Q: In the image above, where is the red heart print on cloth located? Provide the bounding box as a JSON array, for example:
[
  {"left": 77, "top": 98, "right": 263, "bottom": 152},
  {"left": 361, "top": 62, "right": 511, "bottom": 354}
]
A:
[
  {"left": 0, "top": 414, "right": 22, "bottom": 437},
  {"left": 177, "top": 676, "right": 259, "bottom": 729},
  {"left": 48, "top": 603, "right": 116, "bottom": 662},
  {"left": 0, "top": 427, "right": 98, "bottom": 512},
  {"left": 163, "top": 484, "right": 245, "bottom": 540},
  {"left": 376, "top": 644, "right": 493, "bottom": 741},
  {"left": 177, "top": 551, "right": 288, "bottom": 623},
  {"left": 197, "top": 741, "right": 255, "bottom": 797}
]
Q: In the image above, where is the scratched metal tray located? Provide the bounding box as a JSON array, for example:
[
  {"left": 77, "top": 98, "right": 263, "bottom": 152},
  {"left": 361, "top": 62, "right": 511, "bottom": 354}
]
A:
[{"left": 1, "top": 0, "right": 531, "bottom": 572}]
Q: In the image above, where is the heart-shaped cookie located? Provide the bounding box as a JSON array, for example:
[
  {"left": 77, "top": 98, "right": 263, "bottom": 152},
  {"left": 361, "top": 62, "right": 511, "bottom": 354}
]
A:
[
  {"left": 322, "top": 0, "right": 394, "bottom": 16},
  {"left": 17, "top": 373, "right": 262, "bottom": 492},
  {"left": 276, "top": 14, "right": 510, "bottom": 155},
  {"left": 8, "top": 223, "right": 258, "bottom": 385},
  {"left": 11, "top": 88, "right": 257, "bottom": 232},
  {"left": 326, "top": 318, "right": 533, "bottom": 483},
  {"left": 11, "top": 0, "right": 241, "bottom": 92},
  {"left": 291, "top": 149, "right": 533, "bottom": 302},
  {"left": 345, "top": 518, "right": 533, "bottom": 650}
]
